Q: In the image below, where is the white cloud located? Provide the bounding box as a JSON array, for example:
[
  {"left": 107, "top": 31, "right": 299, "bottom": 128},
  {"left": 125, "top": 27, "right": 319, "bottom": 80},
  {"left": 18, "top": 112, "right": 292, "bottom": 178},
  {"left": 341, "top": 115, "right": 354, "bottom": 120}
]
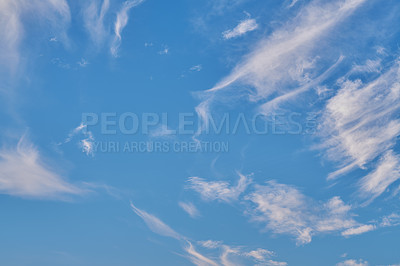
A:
[
  {"left": 320, "top": 60, "right": 400, "bottom": 180},
  {"left": 83, "top": 0, "right": 110, "bottom": 47},
  {"left": 111, "top": 0, "right": 145, "bottom": 57},
  {"left": 198, "top": 240, "right": 285, "bottom": 266},
  {"left": 158, "top": 46, "right": 169, "bottom": 55},
  {"left": 358, "top": 151, "right": 400, "bottom": 203},
  {"left": 244, "top": 248, "right": 275, "bottom": 261},
  {"left": 80, "top": 132, "right": 95, "bottom": 157},
  {"left": 245, "top": 181, "right": 361, "bottom": 244},
  {"left": 222, "top": 18, "right": 258, "bottom": 40},
  {"left": 190, "top": 176, "right": 366, "bottom": 244},
  {"left": 198, "top": 240, "right": 223, "bottom": 249},
  {"left": 184, "top": 241, "right": 219, "bottom": 266},
  {"left": 130, "top": 202, "right": 285, "bottom": 265},
  {"left": 64, "top": 123, "right": 96, "bottom": 156},
  {"left": 190, "top": 65, "right": 203, "bottom": 72},
  {"left": 351, "top": 59, "right": 382, "bottom": 73},
  {"left": 149, "top": 124, "right": 176, "bottom": 139},
  {"left": 179, "top": 201, "right": 201, "bottom": 218},
  {"left": 130, "top": 201, "right": 183, "bottom": 240},
  {"left": 195, "top": 0, "right": 365, "bottom": 135},
  {"left": 0, "top": 137, "right": 87, "bottom": 199},
  {"left": 341, "top": 224, "right": 376, "bottom": 237},
  {"left": 187, "top": 172, "right": 252, "bottom": 203},
  {"left": 288, "top": 0, "right": 300, "bottom": 8},
  {"left": 77, "top": 58, "right": 90, "bottom": 67},
  {"left": 380, "top": 213, "right": 400, "bottom": 227},
  {"left": 336, "top": 259, "right": 369, "bottom": 266},
  {"left": 0, "top": 0, "right": 71, "bottom": 72}
]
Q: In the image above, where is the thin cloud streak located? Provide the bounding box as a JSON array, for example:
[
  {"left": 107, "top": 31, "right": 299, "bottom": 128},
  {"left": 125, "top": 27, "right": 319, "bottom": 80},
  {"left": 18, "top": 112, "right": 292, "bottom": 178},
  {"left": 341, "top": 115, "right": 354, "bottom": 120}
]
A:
[
  {"left": 130, "top": 201, "right": 183, "bottom": 240},
  {"left": 179, "top": 202, "right": 201, "bottom": 218},
  {"left": 341, "top": 224, "right": 376, "bottom": 237},
  {"left": 130, "top": 201, "right": 286, "bottom": 265},
  {"left": 111, "top": 0, "right": 145, "bottom": 57}
]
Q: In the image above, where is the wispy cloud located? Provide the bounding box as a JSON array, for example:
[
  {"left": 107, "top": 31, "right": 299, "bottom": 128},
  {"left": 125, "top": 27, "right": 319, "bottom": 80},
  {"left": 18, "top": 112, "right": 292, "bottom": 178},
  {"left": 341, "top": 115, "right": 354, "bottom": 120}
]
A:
[
  {"left": 63, "top": 123, "right": 95, "bottom": 157},
  {"left": 179, "top": 202, "right": 201, "bottom": 218},
  {"left": 83, "top": 0, "right": 110, "bottom": 47},
  {"left": 187, "top": 172, "right": 251, "bottom": 203},
  {"left": 0, "top": 137, "right": 87, "bottom": 199},
  {"left": 246, "top": 182, "right": 359, "bottom": 244},
  {"left": 288, "top": 0, "right": 300, "bottom": 8},
  {"left": 341, "top": 224, "right": 376, "bottom": 237},
  {"left": 199, "top": 239, "right": 285, "bottom": 266},
  {"left": 320, "top": 59, "right": 400, "bottom": 182},
  {"left": 195, "top": 0, "right": 365, "bottom": 135},
  {"left": 130, "top": 201, "right": 183, "bottom": 240},
  {"left": 130, "top": 201, "right": 286, "bottom": 265},
  {"left": 184, "top": 242, "right": 219, "bottom": 266},
  {"left": 189, "top": 177, "right": 373, "bottom": 244},
  {"left": 158, "top": 46, "right": 169, "bottom": 55},
  {"left": 130, "top": 202, "right": 220, "bottom": 265},
  {"left": 358, "top": 151, "right": 400, "bottom": 203},
  {"left": 111, "top": 0, "right": 145, "bottom": 57},
  {"left": 336, "top": 259, "right": 369, "bottom": 266},
  {"left": 190, "top": 65, "right": 203, "bottom": 72},
  {"left": 380, "top": 213, "right": 400, "bottom": 227},
  {"left": 0, "top": 0, "right": 71, "bottom": 73},
  {"left": 222, "top": 18, "right": 258, "bottom": 40}
]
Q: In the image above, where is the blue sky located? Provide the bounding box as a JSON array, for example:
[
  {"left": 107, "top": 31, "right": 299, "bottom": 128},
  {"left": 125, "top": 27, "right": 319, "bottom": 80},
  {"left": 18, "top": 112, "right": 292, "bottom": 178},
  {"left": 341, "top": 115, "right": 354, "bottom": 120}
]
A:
[{"left": 1, "top": 0, "right": 400, "bottom": 265}]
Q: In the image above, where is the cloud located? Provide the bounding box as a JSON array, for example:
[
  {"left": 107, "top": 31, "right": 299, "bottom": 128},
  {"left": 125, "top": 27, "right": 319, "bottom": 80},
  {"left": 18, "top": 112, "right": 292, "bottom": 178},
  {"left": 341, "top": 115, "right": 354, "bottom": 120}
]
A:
[
  {"left": 179, "top": 202, "right": 201, "bottom": 218},
  {"left": 158, "top": 46, "right": 169, "bottom": 55},
  {"left": 189, "top": 176, "right": 367, "bottom": 244},
  {"left": 195, "top": 0, "right": 365, "bottom": 135},
  {"left": 336, "top": 259, "right": 369, "bottom": 266},
  {"left": 320, "top": 59, "right": 400, "bottom": 180},
  {"left": 130, "top": 201, "right": 285, "bottom": 265},
  {"left": 0, "top": 0, "right": 70, "bottom": 73},
  {"left": 60, "top": 123, "right": 96, "bottom": 157},
  {"left": 187, "top": 172, "right": 252, "bottom": 203},
  {"left": 130, "top": 201, "right": 183, "bottom": 240},
  {"left": 358, "top": 151, "right": 400, "bottom": 203},
  {"left": 380, "top": 213, "right": 400, "bottom": 227},
  {"left": 222, "top": 18, "right": 258, "bottom": 39},
  {"left": 184, "top": 242, "right": 219, "bottom": 266},
  {"left": 149, "top": 124, "right": 176, "bottom": 139},
  {"left": 77, "top": 58, "right": 90, "bottom": 67},
  {"left": 200, "top": 240, "right": 285, "bottom": 266},
  {"left": 190, "top": 65, "right": 203, "bottom": 72},
  {"left": 244, "top": 248, "right": 275, "bottom": 262},
  {"left": 341, "top": 224, "right": 376, "bottom": 237},
  {"left": 288, "top": 0, "right": 300, "bottom": 8},
  {"left": 83, "top": 0, "right": 110, "bottom": 47},
  {"left": 198, "top": 240, "right": 223, "bottom": 249},
  {"left": 80, "top": 132, "right": 95, "bottom": 157},
  {"left": 63, "top": 123, "right": 95, "bottom": 156},
  {"left": 0, "top": 137, "right": 87, "bottom": 199},
  {"left": 351, "top": 59, "right": 382, "bottom": 73},
  {"left": 246, "top": 182, "right": 360, "bottom": 244},
  {"left": 111, "top": 0, "right": 145, "bottom": 57}
]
